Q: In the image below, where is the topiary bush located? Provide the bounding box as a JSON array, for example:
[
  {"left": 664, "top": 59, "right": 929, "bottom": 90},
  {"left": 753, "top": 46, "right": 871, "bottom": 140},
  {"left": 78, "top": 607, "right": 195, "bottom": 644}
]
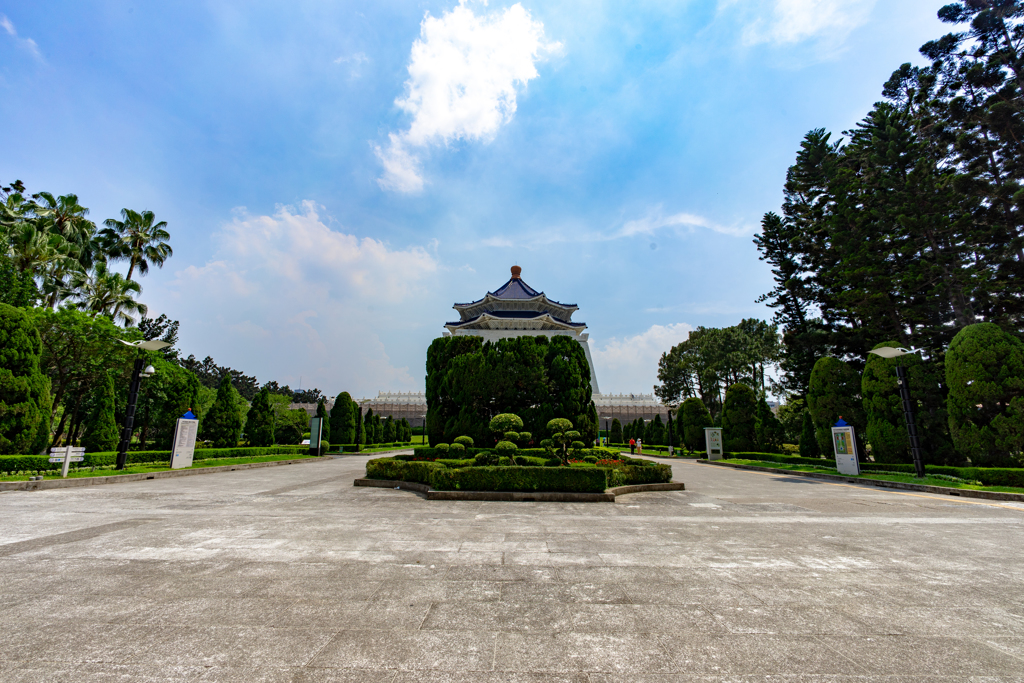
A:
[
  {"left": 435, "top": 443, "right": 449, "bottom": 455},
  {"left": 0, "top": 303, "right": 51, "bottom": 455},
  {"left": 82, "top": 374, "right": 118, "bottom": 453},
  {"left": 679, "top": 397, "right": 713, "bottom": 453},
  {"left": 449, "top": 442, "right": 465, "bottom": 454},
  {"left": 474, "top": 451, "right": 498, "bottom": 466},
  {"left": 946, "top": 322, "right": 1024, "bottom": 467},
  {"left": 807, "top": 357, "right": 866, "bottom": 457},
  {"left": 454, "top": 436, "right": 474, "bottom": 448}
]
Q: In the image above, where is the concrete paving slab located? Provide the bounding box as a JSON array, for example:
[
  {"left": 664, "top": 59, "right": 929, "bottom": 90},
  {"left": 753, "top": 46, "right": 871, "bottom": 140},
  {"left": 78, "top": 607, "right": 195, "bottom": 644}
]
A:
[{"left": 0, "top": 456, "right": 1022, "bottom": 680}]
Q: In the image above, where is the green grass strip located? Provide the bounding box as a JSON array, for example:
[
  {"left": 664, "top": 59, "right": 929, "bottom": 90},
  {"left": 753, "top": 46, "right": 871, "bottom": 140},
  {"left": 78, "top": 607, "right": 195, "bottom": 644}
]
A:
[{"left": 0, "top": 454, "right": 318, "bottom": 482}]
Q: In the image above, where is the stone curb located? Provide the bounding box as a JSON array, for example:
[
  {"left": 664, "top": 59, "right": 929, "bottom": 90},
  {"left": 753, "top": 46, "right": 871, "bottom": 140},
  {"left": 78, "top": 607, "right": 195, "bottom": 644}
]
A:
[
  {"left": 353, "top": 478, "right": 684, "bottom": 502},
  {"left": 699, "top": 460, "right": 1024, "bottom": 502},
  {"left": 0, "top": 458, "right": 322, "bottom": 493}
]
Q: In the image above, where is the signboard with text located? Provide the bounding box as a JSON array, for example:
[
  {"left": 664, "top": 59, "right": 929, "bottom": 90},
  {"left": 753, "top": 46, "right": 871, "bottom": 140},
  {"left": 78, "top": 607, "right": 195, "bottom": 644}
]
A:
[
  {"left": 705, "top": 428, "right": 723, "bottom": 461},
  {"left": 831, "top": 424, "right": 861, "bottom": 476},
  {"left": 170, "top": 417, "right": 199, "bottom": 469},
  {"left": 309, "top": 417, "right": 323, "bottom": 456}
]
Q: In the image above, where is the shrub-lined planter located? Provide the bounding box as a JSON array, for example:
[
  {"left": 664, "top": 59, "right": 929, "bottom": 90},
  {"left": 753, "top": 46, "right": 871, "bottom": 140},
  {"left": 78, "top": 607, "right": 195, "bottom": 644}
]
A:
[{"left": 361, "top": 453, "right": 675, "bottom": 497}]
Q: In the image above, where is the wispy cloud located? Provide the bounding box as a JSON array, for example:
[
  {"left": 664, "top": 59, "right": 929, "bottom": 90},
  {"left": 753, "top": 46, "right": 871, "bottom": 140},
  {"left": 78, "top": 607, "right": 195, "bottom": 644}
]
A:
[
  {"left": 720, "top": 0, "right": 876, "bottom": 46},
  {"left": 334, "top": 51, "right": 369, "bottom": 78},
  {"left": 376, "top": 0, "right": 561, "bottom": 193},
  {"left": 1, "top": 14, "right": 44, "bottom": 62},
  {"left": 619, "top": 207, "right": 752, "bottom": 238}
]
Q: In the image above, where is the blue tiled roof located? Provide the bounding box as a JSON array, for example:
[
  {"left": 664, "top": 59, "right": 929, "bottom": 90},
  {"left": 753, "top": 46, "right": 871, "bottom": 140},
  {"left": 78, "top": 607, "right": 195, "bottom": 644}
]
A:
[{"left": 454, "top": 277, "right": 577, "bottom": 309}]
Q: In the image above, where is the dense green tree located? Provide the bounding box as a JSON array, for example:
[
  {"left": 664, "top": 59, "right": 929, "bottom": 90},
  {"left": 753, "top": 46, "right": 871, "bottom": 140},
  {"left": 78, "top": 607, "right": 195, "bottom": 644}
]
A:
[
  {"left": 755, "top": 395, "right": 785, "bottom": 453},
  {"left": 946, "top": 323, "right": 1024, "bottom": 467},
  {"left": 330, "top": 392, "right": 357, "bottom": 444},
  {"left": 862, "top": 342, "right": 956, "bottom": 465},
  {"left": 722, "top": 384, "right": 757, "bottom": 453},
  {"left": 363, "top": 408, "right": 376, "bottom": 445},
  {"left": 133, "top": 356, "right": 203, "bottom": 450},
  {"left": 315, "top": 398, "right": 330, "bottom": 444},
  {"left": 383, "top": 415, "right": 396, "bottom": 443},
  {"left": 82, "top": 374, "right": 118, "bottom": 452},
  {"left": 679, "top": 397, "right": 713, "bottom": 452},
  {"left": 776, "top": 399, "right": 806, "bottom": 445},
  {"left": 400, "top": 418, "right": 411, "bottom": 442},
  {"left": 799, "top": 410, "right": 821, "bottom": 458},
  {"left": 610, "top": 418, "right": 622, "bottom": 444},
  {"left": 245, "top": 387, "right": 275, "bottom": 447},
  {"left": 807, "top": 357, "right": 866, "bottom": 458},
  {"left": 0, "top": 303, "right": 51, "bottom": 454},
  {"left": 0, "top": 252, "right": 38, "bottom": 308},
  {"left": 201, "top": 374, "right": 244, "bottom": 448},
  {"left": 356, "top": 405, "right": 363, "bottom": 446}
]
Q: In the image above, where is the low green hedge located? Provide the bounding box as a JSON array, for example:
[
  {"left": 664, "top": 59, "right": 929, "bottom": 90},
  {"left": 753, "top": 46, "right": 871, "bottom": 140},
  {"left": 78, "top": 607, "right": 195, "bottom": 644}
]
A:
[
  {"left": 410, "top": 446, "right": 620, "bottom": 460},
  {"left": 330, "top": 442, "right": 413, "bottom": 453},
  {"left": 726, "top": 452, "right": 1024, "bottom": 488},
  {"left": 0, "top": 446, "right": 307, "bottom": 474},
  {"left": 431, "top": 466, "right": 609, "bottom": 493},
  {"left": 365, "top": 455, "right": 671, "bottom": 491}
]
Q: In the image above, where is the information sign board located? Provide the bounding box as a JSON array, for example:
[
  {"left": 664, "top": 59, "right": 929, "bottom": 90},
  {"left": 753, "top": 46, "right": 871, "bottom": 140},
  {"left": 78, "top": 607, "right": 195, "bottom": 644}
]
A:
[
  {"left": 831, "top": 424, "right": 861, "bottom": 475},
  {"left": 309, "top": 417, "right": 323, "bottom": 456},
  {"left": 705, "top": 427, "right": 723, "bottom": 461},
  {"left": 49, "top": 446, "right": 85, "bottom": 477},
  {"left": 170, "top": 417, "right": 199, "bottom": 469}
]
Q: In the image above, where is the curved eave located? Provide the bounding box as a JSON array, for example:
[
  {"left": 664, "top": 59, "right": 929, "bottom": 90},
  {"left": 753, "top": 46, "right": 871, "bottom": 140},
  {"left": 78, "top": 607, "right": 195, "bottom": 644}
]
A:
[{"left": 445, "top": 312, "right": 586, "bottom": 333}]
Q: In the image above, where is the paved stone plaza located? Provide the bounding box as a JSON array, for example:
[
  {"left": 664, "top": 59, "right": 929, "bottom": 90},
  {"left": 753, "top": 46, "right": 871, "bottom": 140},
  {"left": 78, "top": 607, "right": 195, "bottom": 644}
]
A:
[{"left": 1, "top": 455, "right": 1023, "bottom": 681}]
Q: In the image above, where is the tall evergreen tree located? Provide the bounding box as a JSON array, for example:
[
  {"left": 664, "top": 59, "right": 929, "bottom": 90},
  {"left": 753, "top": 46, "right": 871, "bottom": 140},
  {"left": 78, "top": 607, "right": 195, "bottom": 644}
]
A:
[
  {"left": 383, "top": 415, "right": 396, "bottom": 442},
  {"left": 679, "top": 397, "right": 713, "bottom": 452},
  {"left": 610, "top": 418, "right": 623, "bottom": 444},
  {"left": 0, "top": 303, "right": 51, "bottom": 454},
  {"left": 330, "top": 391, "right": 357, "bottom": 444},
  {"left": 200, "top": 374, "right": 244, "bottom": 449},
  {"left": 722, "top": 384, "right": 757, "bottom": 453},
  {"left": 82, "top": 373, "right": 118, "bottom": 452},
  {"left": 807, "top": 357, "right": 866, "bottom": 458},
  {"left": 363, "top": 408, "right": 375, "bottom": 445},
  {"left": 754, "top": 395, "right": 785, "bottom": 453},
  {"left": 799, "top": 410, "right": 821, "bottom": 458},
  {"left": 245, "top": 387, "right": 275, "bottom": 447}
]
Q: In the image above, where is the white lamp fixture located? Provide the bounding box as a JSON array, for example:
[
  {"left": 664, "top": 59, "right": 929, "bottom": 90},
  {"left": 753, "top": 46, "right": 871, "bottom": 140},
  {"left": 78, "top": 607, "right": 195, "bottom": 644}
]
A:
[{"left": 867, "top": 347, "right": 913, "bottom": 359}]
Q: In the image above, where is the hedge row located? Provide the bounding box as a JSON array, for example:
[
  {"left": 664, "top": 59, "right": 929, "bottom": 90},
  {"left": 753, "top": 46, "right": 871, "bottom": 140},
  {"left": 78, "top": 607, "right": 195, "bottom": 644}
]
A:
[
  {"left": 409, "top": 446, "right": 621, "bottom": 460},
  {"left": 365, "top": 456, "right": 672, "bottom": 492},
  {"left": 330, "top": 442, "right": 413, "bottom": 452},
  {"left": 0, "top": 446, "right": 307, "bottom": 474},
  {"left": 725, "top": 452, "right": 1024, "bottom": 488}
]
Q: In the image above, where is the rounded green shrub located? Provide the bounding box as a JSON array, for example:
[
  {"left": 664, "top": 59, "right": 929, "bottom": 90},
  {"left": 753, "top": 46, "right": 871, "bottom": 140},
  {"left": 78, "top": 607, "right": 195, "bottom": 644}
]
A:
[
  {"left": 474, "top": 451, "right": 498, "bottom": 466},
  {"left": 946, "top": 322, "right": 1024, "bottom": 467},
  {"left": 519, "top": 431, "right": 532, "bottom": 444},
  {"left": 449, "top": 442, "right": 465, "bottom": 453},
  {"left": 678, "top": 397, "right": 713, "bottom": 452},
  {"left": 435, "top": 443, "right": 449, "bottom": 454},
  {"left": 503, "top": 431, "right": 520, "bottom": 443},
  {"left": 498, "top": 456, "right": 511, "bottom": 466},
  {"left": 454, "top": 435, "right": 474, "bottom": 448},
  {"left": 495, "top": 440, "right": 517, "bottom": 454},
  {"left": 583, "top": 455, "right": 598, "bottom": 463}
]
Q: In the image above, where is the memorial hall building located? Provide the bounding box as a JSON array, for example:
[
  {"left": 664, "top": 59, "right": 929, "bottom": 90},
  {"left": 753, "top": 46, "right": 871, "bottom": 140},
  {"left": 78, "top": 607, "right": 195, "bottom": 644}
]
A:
[{"left": 295, "top": 266, "right": 670, "bottom": 426}]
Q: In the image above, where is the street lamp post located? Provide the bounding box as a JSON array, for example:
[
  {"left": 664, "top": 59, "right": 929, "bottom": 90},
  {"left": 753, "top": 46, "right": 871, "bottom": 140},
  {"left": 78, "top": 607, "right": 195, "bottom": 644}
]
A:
[
  {"left": 115, "top": 339, "right": 171, "bottom": 470},
  {"left": 602, "top": 417, "right": 611, "bottom": 446},
  {"left": 868, "top": 346, "right": 925, "bottom": 478}
]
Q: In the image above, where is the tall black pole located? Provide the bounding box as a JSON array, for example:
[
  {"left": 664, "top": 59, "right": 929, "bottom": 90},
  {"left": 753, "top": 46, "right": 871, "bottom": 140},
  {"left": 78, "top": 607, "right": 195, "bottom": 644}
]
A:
[
  {"left": 116, "top": 356, "right": 145, "bottom": 470},
  {"left": 667, "top": 411, "right": 674, "bottom": 452},
  {"left": 895, "top": 365, "right": 925, "bottom": 478}
]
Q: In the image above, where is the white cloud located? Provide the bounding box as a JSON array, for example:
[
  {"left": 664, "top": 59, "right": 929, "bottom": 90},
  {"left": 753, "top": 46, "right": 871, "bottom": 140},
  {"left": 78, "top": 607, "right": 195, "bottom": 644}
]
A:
[
  {"left": 591, "top": 323, "right": 694, "bottom": 394},
  {"left": 160, "top": 202, "right": 439, "bottom": 396},
  {"left": 720, "top": 0, "right": 876, "bottom": 45},
  {"left": 377, "top": 0, "right": 560, "bottom": 192},
  {"left": 1, "top": 14, "right": 43, "bottom": 61},
  {"left": 621, "top": 208, "right": 752, "bottom": 238}
]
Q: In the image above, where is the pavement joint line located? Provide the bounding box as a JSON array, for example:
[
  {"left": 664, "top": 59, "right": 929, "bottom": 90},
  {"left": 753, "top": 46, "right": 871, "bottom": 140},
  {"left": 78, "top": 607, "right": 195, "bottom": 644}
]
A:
[
  {"left": 0, "top": 518, "right": 157, "bottom": 557},
  {"left": 700, "top": 462, "right": 1024, "bottom": 513}
]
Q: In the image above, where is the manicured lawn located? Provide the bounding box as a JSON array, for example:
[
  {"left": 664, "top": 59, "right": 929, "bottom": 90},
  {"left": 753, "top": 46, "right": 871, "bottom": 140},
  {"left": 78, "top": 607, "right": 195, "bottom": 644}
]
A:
[
  {"left": 0, "top": 454, "right": 318, "bottom": 482},
  {"left": 723, "top": 459, "right": 1024, "bottom": 495}
]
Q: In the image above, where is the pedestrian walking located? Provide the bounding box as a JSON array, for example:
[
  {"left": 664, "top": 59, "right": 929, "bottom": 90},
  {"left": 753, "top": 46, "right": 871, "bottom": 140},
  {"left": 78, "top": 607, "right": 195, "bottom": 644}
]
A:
[
  {"left": 637, "top": 438, "right": 643, "bottom": 455},
  {"left": 629, "top": 438, "right": 636, "bottom": 455}
]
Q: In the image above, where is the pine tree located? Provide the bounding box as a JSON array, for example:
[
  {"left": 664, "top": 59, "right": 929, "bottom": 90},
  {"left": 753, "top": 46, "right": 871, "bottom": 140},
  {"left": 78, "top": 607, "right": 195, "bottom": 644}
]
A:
[
  {"left": 355, "top": 405, "right": 364, "bottom": 449},
  {"left": 946, "top": 323, "right": 1024, "bottom": 467},
  {"left": 722, "top": 384, "right": 757, "bottom": 453},
  {"left": 200, "top": 374, "right": 244, "bottom": 449},
  {"left": 363, "top": 408, "right": 375, "bottom": 445},
  {"left": 799, "top": 411, "right": 820, "bottom": 458},
  {"left": 383, "top": 416, "right": 396, "bottom": 443},
  {"left": 330, "top": 392, "right": 357, "bottom": 444},
  {"left": 651, "top": 414, "right": 664, "bottom": 445},
  {"left": 245, "top": 387, "right": 275, "bottom": 447},
  {"left": 82, "top": 374, "right": 118, "bottom": 452},
  {"left": 679, "top": 397, "right": 713, "bottom": 452},
  {"left": 0, "top": 303, "right": 51, "bottom": 454},
  {"left": 807, "top": 357, "right": 866, "bottom": 458},
  {"left": 754, "top": 395, "right": 785, "bottom": 453}
]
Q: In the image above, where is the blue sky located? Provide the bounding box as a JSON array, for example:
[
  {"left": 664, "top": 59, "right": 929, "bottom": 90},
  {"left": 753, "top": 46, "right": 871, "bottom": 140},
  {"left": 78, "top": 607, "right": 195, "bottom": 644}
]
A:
[{"left": 1, "top": 0, "right": 947, "bottom": 397}]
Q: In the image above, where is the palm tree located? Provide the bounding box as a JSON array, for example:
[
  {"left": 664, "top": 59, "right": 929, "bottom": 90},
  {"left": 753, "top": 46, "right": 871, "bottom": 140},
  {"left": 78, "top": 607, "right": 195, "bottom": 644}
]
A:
[
  {"left": 71, "top": 261, "right": 148, "bottom": 326},
  {"left": 98, "top": 209, "right": 172, "bottom": 281},
  {"left": 33, "top": 192, "right": 97, "bottom": 269}
]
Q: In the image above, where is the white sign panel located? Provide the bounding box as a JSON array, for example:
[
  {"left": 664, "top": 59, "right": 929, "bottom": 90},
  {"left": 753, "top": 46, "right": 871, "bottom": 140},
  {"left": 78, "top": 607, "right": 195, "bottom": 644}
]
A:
[
  {"left": 831, "top": 425, "right": 861, "bottom": 476},
  {"left": 705, "top": 428, "right": 723, "bottom": 461},
  {"left": 50, "top": 446, "right": 85, "bottom": 477},
  {"left": 170, "top": 418, "right": 199, "bottom": 469}
]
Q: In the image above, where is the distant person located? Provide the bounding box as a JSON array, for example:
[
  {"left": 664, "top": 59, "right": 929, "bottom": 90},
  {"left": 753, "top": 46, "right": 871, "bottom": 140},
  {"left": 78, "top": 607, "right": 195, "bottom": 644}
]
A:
[
  {"left": 629, "top": 438, "right": 636, "bottom": 455},
  {"left": 637, "top": 439, "right": 643, "bottom": 455}
]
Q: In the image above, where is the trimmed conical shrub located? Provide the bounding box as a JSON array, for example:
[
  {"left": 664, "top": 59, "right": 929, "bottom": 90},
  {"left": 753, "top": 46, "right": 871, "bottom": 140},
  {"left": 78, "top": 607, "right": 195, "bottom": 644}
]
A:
[
  {"left": 201, "top": 375, "right": 244, "bottom": 448},
  {"left": 0, "top": 303, "right": 51, "bottom": 454},
  {"left": 722, "top": 384, "right": 757, "bottom": 453},
  {"left": 245, "top": 387, "right": 275, "bottom": 447},
  {"left": 83, "top": 374, "right": 119, "bottom": 452},
  {"left": 330, "top": 392, "right": 357, "bottom": 444},
  {"left": 679, "top": 397, "right": 713, "bottom": 452}
]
